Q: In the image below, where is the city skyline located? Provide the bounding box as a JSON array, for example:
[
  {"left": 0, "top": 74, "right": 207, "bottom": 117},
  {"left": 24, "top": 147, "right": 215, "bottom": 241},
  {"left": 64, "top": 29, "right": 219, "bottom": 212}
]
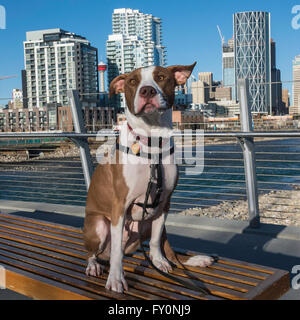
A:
[{"left": 0, "top": 0, "right": 299, "bottom": 105}]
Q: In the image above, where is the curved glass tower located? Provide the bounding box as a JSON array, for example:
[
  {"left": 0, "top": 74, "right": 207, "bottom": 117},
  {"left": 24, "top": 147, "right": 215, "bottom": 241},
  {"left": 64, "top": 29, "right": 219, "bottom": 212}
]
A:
[{"left": 234, "top": 11, "right": 271, "bottom": 114}]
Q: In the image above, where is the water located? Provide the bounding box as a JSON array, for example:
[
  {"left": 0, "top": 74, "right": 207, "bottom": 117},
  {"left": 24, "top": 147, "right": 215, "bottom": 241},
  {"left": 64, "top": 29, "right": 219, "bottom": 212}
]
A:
[{"left": 0, "top": 138, "right": 300, "bottom": 213}]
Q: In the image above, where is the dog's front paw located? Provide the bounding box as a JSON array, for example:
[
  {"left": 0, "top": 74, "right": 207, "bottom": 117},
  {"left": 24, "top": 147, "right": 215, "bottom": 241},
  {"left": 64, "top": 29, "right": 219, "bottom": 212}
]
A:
[
  {"left": 184, "top": 255, "right": 214, "bottom": 268},
  {"left": 151, "top": 256, "right": 173, "bottom": 273},
  {"left": 86, "top": 257, "right": 104, "bottom": 277},
  {"left": 105, "top": 271, "right": 128, "bottom": 293}
]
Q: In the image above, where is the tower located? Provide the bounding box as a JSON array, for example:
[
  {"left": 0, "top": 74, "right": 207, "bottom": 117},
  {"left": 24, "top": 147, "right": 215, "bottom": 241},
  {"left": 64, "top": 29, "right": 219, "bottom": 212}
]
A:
[
  {"left": 98, "top": 61, "right": 107, "bottom": 93},
  {"left": 234, "top": 11, "right": 271, "bottom": 114}
]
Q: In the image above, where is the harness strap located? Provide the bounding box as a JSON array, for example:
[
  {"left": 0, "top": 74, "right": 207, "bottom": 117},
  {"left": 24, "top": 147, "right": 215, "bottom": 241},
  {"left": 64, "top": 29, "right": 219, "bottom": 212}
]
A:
[
  {"left": 139, "top": 164, "right": 211, "bottom": 297},
  {"left": 135, "top": 164, "right": 163, "bottom": 212}
]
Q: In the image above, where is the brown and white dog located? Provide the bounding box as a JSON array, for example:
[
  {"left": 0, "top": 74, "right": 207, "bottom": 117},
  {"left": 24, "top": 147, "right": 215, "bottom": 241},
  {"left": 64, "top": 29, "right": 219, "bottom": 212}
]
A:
[{"left": 83, "top": 63, "right": 214, "bottom": 293}]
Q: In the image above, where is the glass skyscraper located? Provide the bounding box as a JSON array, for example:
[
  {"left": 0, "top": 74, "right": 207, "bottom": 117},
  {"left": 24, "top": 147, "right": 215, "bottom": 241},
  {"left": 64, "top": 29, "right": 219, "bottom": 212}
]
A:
[{"left": 234, "top": 11, "right": 271, "bottom": 114}]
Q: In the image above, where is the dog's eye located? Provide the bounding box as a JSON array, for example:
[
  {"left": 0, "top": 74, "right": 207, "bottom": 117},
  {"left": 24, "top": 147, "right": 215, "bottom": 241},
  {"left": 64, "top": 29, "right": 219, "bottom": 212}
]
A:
[
  {"left": 158, "top": 75, "right": 165, "bottom": 81},
  {"left": 129, "top": 79, "right": 136, "bottom": 85}
]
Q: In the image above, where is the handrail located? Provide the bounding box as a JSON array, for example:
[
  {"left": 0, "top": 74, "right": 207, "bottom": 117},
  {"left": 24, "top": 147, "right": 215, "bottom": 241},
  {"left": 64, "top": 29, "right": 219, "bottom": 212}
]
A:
[{"left": 1, "top": 131, "right": 300, "bottom": 139}]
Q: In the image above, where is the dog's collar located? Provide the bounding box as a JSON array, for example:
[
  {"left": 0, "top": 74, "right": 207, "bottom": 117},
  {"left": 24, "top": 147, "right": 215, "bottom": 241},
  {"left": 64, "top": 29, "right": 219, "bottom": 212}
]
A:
[
  {"left": 116, "top": 142, "right": 175, "bottom": 162},
  {"left": 127, "top": 123, "right": 170, "bottom": 148}
]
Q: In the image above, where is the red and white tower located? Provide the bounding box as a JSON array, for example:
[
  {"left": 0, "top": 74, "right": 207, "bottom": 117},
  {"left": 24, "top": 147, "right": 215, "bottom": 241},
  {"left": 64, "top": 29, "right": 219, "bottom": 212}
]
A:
[{"left": 98, "top": 61, "right": 107, "bottom": 93}]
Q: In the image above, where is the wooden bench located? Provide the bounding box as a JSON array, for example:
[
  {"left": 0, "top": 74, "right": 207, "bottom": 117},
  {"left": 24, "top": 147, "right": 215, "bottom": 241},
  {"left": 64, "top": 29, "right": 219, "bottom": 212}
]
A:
[{"left": 0, "top": 212, "right": 290, "bottom": 300}]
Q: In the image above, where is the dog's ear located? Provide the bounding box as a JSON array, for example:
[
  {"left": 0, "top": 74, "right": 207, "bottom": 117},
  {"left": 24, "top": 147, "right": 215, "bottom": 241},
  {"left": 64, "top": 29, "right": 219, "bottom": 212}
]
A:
[
  {"left": 109, "top": 74, "right": 128, "bottom": 98},
  {"left": 167, "top": 62, "right": 197, "bottom": 85}
]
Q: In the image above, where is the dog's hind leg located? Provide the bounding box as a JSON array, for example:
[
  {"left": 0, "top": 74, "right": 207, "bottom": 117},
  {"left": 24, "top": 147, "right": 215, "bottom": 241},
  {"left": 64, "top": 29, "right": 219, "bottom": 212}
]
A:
[
  {"left": 83, "top": 215, "right": 111, "bottom": 277},
  {"left": 161, "top": 227, "right": 214, "bottom": 268}
]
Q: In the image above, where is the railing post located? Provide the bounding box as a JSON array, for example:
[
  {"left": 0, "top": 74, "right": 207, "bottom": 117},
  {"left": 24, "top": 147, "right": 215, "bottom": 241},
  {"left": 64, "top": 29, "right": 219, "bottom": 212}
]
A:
[
  {"left": 238, "top": 79, "right": 260, "bottom": 229},
  {"left": 67, "top": 90, "right": 94, "bottom": 190}
]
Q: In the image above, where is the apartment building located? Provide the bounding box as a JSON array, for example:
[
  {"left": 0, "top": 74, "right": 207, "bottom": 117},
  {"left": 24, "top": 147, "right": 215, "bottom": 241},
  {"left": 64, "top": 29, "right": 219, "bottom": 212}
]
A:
[
  {"left": 23, "top": 28, "right": 99, "bottom": 109},
  {"left": 107, "top": 8, "right": 166, "bottom": 109}
]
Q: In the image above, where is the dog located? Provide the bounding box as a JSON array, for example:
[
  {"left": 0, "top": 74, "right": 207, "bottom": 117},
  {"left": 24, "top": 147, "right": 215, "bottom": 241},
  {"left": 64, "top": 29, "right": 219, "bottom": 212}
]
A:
[{"left": 83, "top": 62, "right": 214, "bottom": 293}]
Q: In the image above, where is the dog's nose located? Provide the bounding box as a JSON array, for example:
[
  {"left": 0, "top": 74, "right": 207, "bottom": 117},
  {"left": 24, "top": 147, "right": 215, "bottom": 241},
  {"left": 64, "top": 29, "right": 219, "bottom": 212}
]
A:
[{"left": 139, "top": 86, "right": 157, "bottom": 99}]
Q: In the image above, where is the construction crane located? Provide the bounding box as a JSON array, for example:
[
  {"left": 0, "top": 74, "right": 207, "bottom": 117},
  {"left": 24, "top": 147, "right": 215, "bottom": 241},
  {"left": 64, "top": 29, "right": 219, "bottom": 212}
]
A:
[
  {"left": 191, "top": 74, "right": 197, "bottom": 82},
  {"left": 0, "top": 75, "right": 17, "bottom": 80},
  {"left": 217, "top": 25, "right": 225, "bottom": 47}
]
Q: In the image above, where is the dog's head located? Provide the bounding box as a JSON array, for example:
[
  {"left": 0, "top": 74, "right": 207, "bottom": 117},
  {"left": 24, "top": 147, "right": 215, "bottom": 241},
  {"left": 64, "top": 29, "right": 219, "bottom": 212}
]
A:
[{"left": 109, "top": 63, "right": 196, "bottom": 120}]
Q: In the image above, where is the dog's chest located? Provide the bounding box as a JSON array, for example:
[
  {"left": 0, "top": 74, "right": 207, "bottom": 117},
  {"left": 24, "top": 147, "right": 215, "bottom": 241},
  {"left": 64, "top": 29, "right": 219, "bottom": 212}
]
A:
[{"left": 123, "top": 164, "right": 178, "bottom": 220}]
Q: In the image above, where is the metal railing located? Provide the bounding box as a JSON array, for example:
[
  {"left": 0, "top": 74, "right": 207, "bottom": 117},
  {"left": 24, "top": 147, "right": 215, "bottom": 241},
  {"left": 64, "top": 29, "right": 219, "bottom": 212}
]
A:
[
  {"left": 0, "top": 83, "right": 300, "bottom": 229},
  {"left": 1, "top": 131, "right": 300, "bottom": 228}
]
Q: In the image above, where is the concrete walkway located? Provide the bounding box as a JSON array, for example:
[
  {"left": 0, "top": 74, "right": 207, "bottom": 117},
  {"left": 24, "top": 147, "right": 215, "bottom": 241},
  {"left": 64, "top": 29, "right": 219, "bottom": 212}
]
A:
[{"left": 0, "top": 200, "right": 299, "bottom": 300}]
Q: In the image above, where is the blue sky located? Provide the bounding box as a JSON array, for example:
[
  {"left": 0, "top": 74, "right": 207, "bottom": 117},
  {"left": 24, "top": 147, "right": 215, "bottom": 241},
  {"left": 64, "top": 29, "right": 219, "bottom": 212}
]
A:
[{"left": 0, "top": 0, "right": 299, "bottom": 104}]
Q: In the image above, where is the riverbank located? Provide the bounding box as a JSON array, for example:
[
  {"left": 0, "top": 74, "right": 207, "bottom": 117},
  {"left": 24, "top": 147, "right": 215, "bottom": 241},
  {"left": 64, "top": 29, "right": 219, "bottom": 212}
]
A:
[{"left": 179, "top": 189, "right": 300, "bottom": 227}]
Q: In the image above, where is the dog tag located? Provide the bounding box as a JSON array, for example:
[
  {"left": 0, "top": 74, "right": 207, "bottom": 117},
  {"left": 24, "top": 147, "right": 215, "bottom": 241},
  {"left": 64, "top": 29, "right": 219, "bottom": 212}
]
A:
[{"left": 131, "top": 142, "right": 141, "bottom": 155}]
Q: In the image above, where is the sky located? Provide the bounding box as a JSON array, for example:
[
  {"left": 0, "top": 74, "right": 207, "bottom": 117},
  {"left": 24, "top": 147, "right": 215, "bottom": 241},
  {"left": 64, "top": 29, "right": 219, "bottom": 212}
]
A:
[{"left": 0, "top": 0, "right": 300, "bottom": 104}]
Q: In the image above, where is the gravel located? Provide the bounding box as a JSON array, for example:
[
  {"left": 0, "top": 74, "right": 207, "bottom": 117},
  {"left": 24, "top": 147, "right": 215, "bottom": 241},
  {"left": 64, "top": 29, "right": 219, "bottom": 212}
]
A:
[{"left": 179, "top": 189, "right": 300, "bottom": 227}]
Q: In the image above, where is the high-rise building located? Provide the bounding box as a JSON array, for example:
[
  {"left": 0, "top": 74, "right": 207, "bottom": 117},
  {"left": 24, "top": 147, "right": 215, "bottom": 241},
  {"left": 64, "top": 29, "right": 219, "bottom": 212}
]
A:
[
  {"left": 107, "top": 8, "right": 166, "bottom": 110},
  {"left": 234, "top": 11, "right": 272, "bottom": 114},
  {"left": 293, "top": 55, "right": 300, "bottom": 113},
  {"left": 191, "top": 80, "right": 209, "bottom": 105},
  {"left": 111, "top": 8, "right": 165, "bottom": 66},
  {"left": 23, "top": 28, "right": 99, "bottom": 109},
  {"left": 282, "top": 89, "right": 290, "bottom": 110},
  {"left": 222, "top": 38, "right": 236, "bottom": 101},
  {"left": 270, "top": 40, "right": 284, "bottom": 115},
  {"left": 11, "top": 89, "right": 23, "bottom": 109},
  {"left": 198, "top": 72, "right": 214, "bottom": 99},
  {"left": 215, "top": 87, "right": 232, "bottom": 101}
]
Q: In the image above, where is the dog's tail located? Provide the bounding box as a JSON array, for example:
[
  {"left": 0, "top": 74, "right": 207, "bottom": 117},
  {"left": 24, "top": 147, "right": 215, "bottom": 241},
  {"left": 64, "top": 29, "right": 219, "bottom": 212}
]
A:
[{"left": 161, "top": 227, "right": 218, "bottom": 267}]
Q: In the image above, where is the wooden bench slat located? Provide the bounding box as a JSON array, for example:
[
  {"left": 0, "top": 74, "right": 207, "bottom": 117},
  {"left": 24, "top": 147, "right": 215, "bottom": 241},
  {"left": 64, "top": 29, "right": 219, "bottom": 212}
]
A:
[
  {"left": 0, "top": 226, "right": 86, "bottom": 254},
  {"left": 0, "top": 249, "right": 139, "bottom": 300},
  {"left": 0, "top": 246, "right": 179, "bottom": 300},
  {"left": 122, "top": 261, "right": 246, "bottom": 300},
  {"left": 0, "top": 214, "right": 83, "bottom": 240},
  {"left": 5, "top": 268, "right": 98, "bottom": 300},
  {"left": 124, "top": 272, "right": 224, "bottom": 301},
  {"left": 132, "top": 251, "right": 259, "bottom": 287},
  {"left": 0, "top": 241, "right": 189, "bottom": 300},
  {"left": 0, "top": 213, "right": 290, "bottom": 300},
  {"left": 0, "top": 212, "right": 83, "bottom": 235},
  {"left": 171, "top": 246, "right": 276, "bottom": 275},
  {"left": 0, "top": 231, "right": 85, "bottom": 259},
  {"left": 0, "top": 237, "right": 86, "bottom": 267},
  {"left": 0, "top": 240, "right": 197, "bottom": 300},
  {"left": 0, "top": 254, "right": 116, "bottom": 300},
  {"left": 244, "top": 270, "right": 290, "bottom": 300},
  {"left": 124, "top": 255, "right": 253, "bottom": 292},
  {"left": 0, "top": 220, "right": 83, "bottom": 246}
]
